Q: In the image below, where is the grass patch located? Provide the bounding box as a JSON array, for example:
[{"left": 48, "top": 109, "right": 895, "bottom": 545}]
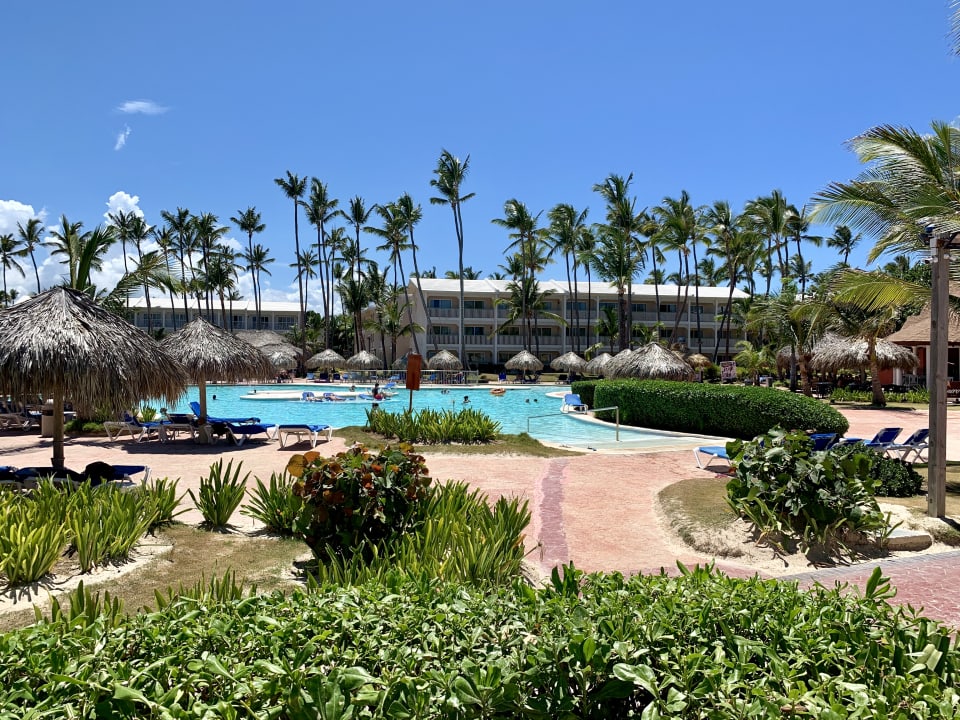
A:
[
  {"left": 333, "top": 426, "right": 581, "bottom": 457},
  {"left": 0, "top": 523, "right": 308, "bottom": 633},
  {"left": 658, "top": 477, "right": 743, "bottom": 557}
]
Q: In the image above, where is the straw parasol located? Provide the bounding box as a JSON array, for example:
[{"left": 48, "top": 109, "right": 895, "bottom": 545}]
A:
[
  {"left": 808, "top": 335, "right": 919, "bottom": 373},
  {"left": 392, "top": 353, "right": 410, "bottom": 370},
  {"left": 0, "top": 288, "right": 189, "bottom": 468},
  {"left": 550, "top": 351, "right": 588, "bottom": 373},
  {"left": 345, "top": 350, "right": 383, "bottom": 370},
  {"left": 584, "top": 352, "right": 613, "bottom": 376},
  {"left": 684, "top": 353, "right": 713, "bottom": 370},
  {"left": 267, "top": 349, "right": 298, "bottom": 370},
  {"left": 504, "top": 350, "right": 543, "bottom": 372},
  {"left": 601, "top": 348, "right": 634, "bottom": 377},
  {"left": 306, "top": 348, "right": 346, "bottom": 370},
  {"left": 427, "top": 349, "right": 462, "bottom": 370},
  {"left": 161, "top": 316, "right": 275, "bottom": 422},
  {"left": 607, "top": 343, "right": 692, "bottom": 380}
]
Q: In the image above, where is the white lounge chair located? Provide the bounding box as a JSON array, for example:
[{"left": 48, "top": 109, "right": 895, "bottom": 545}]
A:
[
  {"left": 276, "top": 423, "right": 333, "bottom": 448},
  {"left": 885, "top": 428, "right": 929, "bottom": 462},
  {"left": 694, "top": 445, "right": 731, "bottom": 470}
]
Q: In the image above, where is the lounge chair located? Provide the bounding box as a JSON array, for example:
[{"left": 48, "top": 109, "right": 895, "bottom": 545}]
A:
[
  {"left": 302, "top": 391, "right": 318, "bottom": 401},
  {"left": 276, "top": 423, "right": 333, "bottom": 448},
  {"left": 188, "top": 401, "right": 260, "bottom": 424},
  {"left": 159, "top": 413, "right": 197, "bottom": 442},
  {"left": 104, "top": 412, "right": 164, "bottom": 442},
  {"left": 561, "top": 393, "right": 588, "bottom": 413},
  {"left": 838, "top": 427, "right": 903, "bottom": 452},
  {"left": 694, "top": 445, "right": 731, "bottom": 470},
  {"left": 222, "top": 421, "right": 276, "bottom": 446},
  {"left": 885, "top": 428, "right": 929, "bottom": 462},
  {"left": 808, "top": 432, "right": 839, "bottom": 451},
  {"left": 11, "top": 463, "right": 151, "bottom": 489}
]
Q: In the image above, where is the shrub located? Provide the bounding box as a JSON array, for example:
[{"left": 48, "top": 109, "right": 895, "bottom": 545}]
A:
[
  {"left": 188, "top": 459, "right": 248, "bottom": 529},
  {"left": 830, "top": 443, "right": 924, "bottom": 498},
  {"left": 570, "top": 379, "right": 599, "bottom": 408},
  {"left": 287, "top": 444, "right": 433, "bottom": 558},
  {"left": 136, "top": 477, "right": 187, "bottom": 530},
  {"left": 726, "top": 428, "right": 892, "bottom": 554},
  {"left": 365, "top": 407, "right": 501, "bottom": 444},
  {"left": 591, "top": 379, "right": 848, "bottom": 438},
  {"left": 241, "top": 471, "right": 305, "bottom": 535}
]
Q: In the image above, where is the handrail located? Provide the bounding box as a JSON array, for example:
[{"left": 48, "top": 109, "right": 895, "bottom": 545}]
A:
[{"left": 527, "top": 405, "right": 620, "bottom": 441}]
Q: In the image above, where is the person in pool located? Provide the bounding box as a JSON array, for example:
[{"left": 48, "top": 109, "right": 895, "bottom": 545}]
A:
[
  {"left": 373, "top": 382, "right": 384, "bottom": 400},
  {"left": 463, "top": 395, "right": 470, "bottom": 404}
]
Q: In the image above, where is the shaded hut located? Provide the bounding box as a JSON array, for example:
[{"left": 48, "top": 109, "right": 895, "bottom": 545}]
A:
[
  {"left": 0, "top": 288, "right": 189, "bottom": 468},
  {"left": 584, "top": 352, "right": 613, "bottom": 377},
  {"left": 306, "top": 348, "right": 346, "bottom": 371},
  {"left": 550, "top": 351, "right": 588, "bottom": 374},
  {"left": 427, "top": 349, "right": 462, "bottom": 370},
  {"left": 504, "top": 350, "right": 543, "bottom": 373},
  {"left": 161, "top": 317, "right": 275, "bottom": 421},
  {"left": 607, "top": 343, "right": 692, "bottom": 380},
  {"left": 601, "top": 348, "right": 634, "bottom": 377},
  {"left": 345, "top": 350, "right": 383, "bottom": 371}
]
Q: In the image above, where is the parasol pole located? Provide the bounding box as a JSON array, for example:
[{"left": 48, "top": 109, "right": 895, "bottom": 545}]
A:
[{"left": 51, "top": 389, "right": 65, "bottom": 469}]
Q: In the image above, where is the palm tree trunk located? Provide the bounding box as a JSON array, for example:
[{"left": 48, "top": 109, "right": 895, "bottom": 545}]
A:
[
  {"left": 869, "top": 340, "right": 886, "bottom": 406},
  {"left": 692, "top": 243, "right": 702, "bottom": 354},
  {"left": 618, "top": 288, "right": 628, "bottom": 352},
  {"left": 409, "top": 230, "right": 436, "bottom": 354}
]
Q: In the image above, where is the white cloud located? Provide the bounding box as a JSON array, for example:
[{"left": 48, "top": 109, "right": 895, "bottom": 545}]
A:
[
  {"left": 104, "top": 191, "right": 144, "bottom": 222},
  {"left": 0, "top": 199, "right": 45, "bottom": 235},
  {"left": 116, "top": 100, "right": 168, "bottom": 115},
  {"left": 114, "top": 125, "right": 131, "bottom": 151}
]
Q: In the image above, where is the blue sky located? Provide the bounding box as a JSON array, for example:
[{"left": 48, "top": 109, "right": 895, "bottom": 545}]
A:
[{"left": 2, "top": 1, "right": 957, "bottom": 304}]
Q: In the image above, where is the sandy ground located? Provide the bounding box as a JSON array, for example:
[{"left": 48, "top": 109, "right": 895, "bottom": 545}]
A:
[{"left": 0, "top": 402, "right": 955, "bottom": 614}]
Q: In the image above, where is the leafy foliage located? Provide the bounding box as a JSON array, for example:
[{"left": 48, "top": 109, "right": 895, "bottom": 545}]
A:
[
  {"left": 287, "top": 444, "right": 433, "bottom": 557},
  {"left": 135, "top": 476, "right": 187, "bottom": 530},
  {"left": 188, "top": 459, "right": 248, "bottom": 529},
  {"left": 830, "top": 442, "right": 925, "bottom": 498},
  {"left": 586, "top": 379, "right": 849, "bottom": 438},
  {"left": 3, "top": 565, "right": 959, "bottom": 717},
  {"left": 241, "top": 471, "right": 305, "bottom": 535},
  {"left": 830, "top": 386, "right": 931, "bottom": 404},
  {"left": 726, "top": 428, "right": 893, "bottom": 554},
  {"left": 364, "top": 407, "right": 501, "bottom": 444}
]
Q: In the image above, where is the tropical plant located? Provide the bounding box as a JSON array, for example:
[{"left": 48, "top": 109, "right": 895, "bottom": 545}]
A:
[
  {"left": 188, "top": 459, "right": 248, "bottom": 529},
  {"left": 241, "top": 471, "right": 305, "bottom": 535}
]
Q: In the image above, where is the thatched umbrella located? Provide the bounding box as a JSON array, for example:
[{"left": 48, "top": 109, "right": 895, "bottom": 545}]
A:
[
  {"left": 0, "top": 288, "right": 189, "bottom": 468},
  {"left": 504, "top": 350, "right": 543, "bottom": 372},
  {"left": 584, "top": 352, "right": 613, "bottom": 376},
  {"left": 345, "top": 350, "right": 383, "bottom": 371},
  {"left": 602, "top": 348, "right": 634, "bottom": 377},
  {"left": 161, "top": 316, "right": 275, "bottom": 421},
  {"left": 808, "top": 336, "right": 919, "bottom": 373},
  {"left": 550, "top": 351, "right": 587, "bottom": 373},
  {"left": 392, "top": 353, "right": 409, "bottom": 370},
  {"left": 427, "top": 349, "right": 462, "bottom": 370},
  {"left": 306, "top": 348, "right": 345, "bottom": 370},
  {"left": 608, "top": 343, "right": 692, "bottom": 380},
  {"left": 267, "top": 349, "right": 298, "bottom": 370},
  {"left": 684, "top": 353, "right": 712, "bottom": 370}
]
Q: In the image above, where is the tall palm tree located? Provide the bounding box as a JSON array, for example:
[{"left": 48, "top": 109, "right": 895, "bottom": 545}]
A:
[
  {"left": 371, "top": 201, "right": 419, "bottom": 355},
  {"left": 493, "top": 199, "right": 541, "bottom": 350},
  {"left": 547, "top": 204, "right": 589, "bottom": 352},
  {"left": 126, "top": 214, "right": 155, "bottom": 333},
  {"left": 275, "top": 171, "right": 308, "bottom": 361},
  {"left": 341, "top": 196, "right": 374, "bottom": 351},
  {"left": 744, "top": 190, "right": 790, "bottom": 296},
  {"left": 191, "top": 212, "right": 228, "bottom": 318},
  {"left": 396, "top": 192, "right": 429, "bottom": 354},
  {"left": 430, "top": 149, "right": 475, "bottom": 366},
  {"left": 16, "top": 217, "right": 44, "bottom": 294},
  {"left": 0, "top": 234, "right": 23, "bottom": 306},
  {"left": 825, "top": 225, "right": 861, "bottom": 266},
  {"left": 46, "top": 219, "right": 118, "bottom": 297},
  {"left": 705, "top": 201, "right": 755, "bottom": 361},
  {"left": 160, "top": 207, "right": 193, "bottom": 318},
  {"left": 577, "top": 226, "right": 598, "bottom": 348},
  {"left": 230, "top": 207, "right": 265, "bottom": 317},
  {"left": 303, "top": 179, "right": 339, "bottom": 347},
  {"left": 654, "top": 191, "right": 700, "bottom": 346},
  {"left": 151, "top": 224, "right": 181, "bottom": 328},
  {"left": 247, "top": 244, "right": 274, "bottom": 325},
  {"left": 589, "top": 226, "right": 643, "bottom": 351}
]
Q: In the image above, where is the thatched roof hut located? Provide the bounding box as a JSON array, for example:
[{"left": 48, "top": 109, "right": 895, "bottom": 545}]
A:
[
  {"left": 602, "top": 349, "right": 634, "bottom": 377},
  {"left": 584, "top": 352, "right": 613, "bottom": 376},
  {"left": 504, "top": 350, "right": 543, "bottom": 372},
  {"left": 808, "top": 335, "right": 919, "bottom": 373},
  {"left": 684, "top": 353, "right": 712, "bottom": 370},
  {"left": 267, "top": 349, "right": 298, "bottom": 370},
  {"left": 234, "top": 329, "right": 292, "bottom": 349},
  {"left": 345, "top": 350, "right": 383, "bottom": 370},
  {"left": 550, "top": 351, "right": 588, "bottom": 373},
  {"left": 0, "top": 288, "right": 189, "bottom": 468},
  {"left": 161, "top": 317, "right": 274, "bottom": 420},
  {"left": 427, "top": 349, "right": 462, "bottom": 370},
  {"left": 306, "top": 348, "right": 346, "bottom": 370},
  {"left": 607, "top": 343, "right": 692, "bottom": 380}
]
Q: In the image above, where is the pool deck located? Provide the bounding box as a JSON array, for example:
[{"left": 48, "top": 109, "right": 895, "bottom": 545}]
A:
[{"left": 3, "top": 404, "right": 960, "bottom": 627}]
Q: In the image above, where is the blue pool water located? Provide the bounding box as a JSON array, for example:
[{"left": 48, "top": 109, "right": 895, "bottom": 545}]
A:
[{"left": 163, "top": 384, "right": 714, "bottom": 450}]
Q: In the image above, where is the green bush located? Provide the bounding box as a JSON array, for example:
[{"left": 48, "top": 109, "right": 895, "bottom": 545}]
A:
[
  {"left": 241, "top": 471, "right": 304, "bottom": 535},
  {"left": 365, "top": 407, "right": 501, "bottom": 444},
  {"left": 830, "top": 443, "right": 924, "bottom": 497},
  {"left": 287, "top": 444, "right": 433, "bottom": 558},
  {"left": 726, "top": 428, "right": 892, "bottom": 554},
  {"left": 590, "top": 379, "right": 848, "bottom": 438},
  {"left": 188, "top": 459, "right": 248, "bottom": 529},
  {"left": 135, "top": 477, "right": 187, "bottom": 530},
  {"left": 570, "top": 379, "right": 599, "bottom": 408},
  {"left": 4, "top": 565, "right": 959, "bottom": 717}
]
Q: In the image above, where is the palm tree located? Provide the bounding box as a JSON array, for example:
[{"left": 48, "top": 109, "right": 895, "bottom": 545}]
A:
[
  {"left": 247, "top": 244, "right": 274, "bottom": 326},
  {"left": 492, "top": 277, "right": 562, "bottom": 357},
  {"left": 654, "top": 191, "right": 701, "bottom": 347},
  {"left": 0, "top": 234, "right": 23, "bottom": 306},
  {"left": 744, "top": 190, "right": 790, "bottom": 296},
  {"left": 275, "top": 171, "right": 308, "bottom": 361},
  {"left": 340, "top": 197, "right": 374, "bottom": 351},
  {"left": 126, "top": 214, "right": 155, "bottom": 333},
  {"left": 151, "top": 224, "right": 182, "bottom": 328},
  {"left": 548, "top": 204, "right": 589, "bottom": 352},
  {"left": 493, "top": 199, "right": 541, "bottom": 350},
  {"left": 46, "top": 219, "right": 118, "bottom": 297},
  {"left": 303, "top": 179, "right": 339, "bottom": 347},
  {"left": 160, "top": 207, "right": 193, "bottom": 318},
  {"left": 430, "top": 149, "right": 475, "bottom": 367},
  {"left": 733, "top": 340, "right": 774, "bottom": 385},
  {"left": 230, "top": 207, "right": 265, "bottom": 316},
  {"left": 191, "top": 213, "right": 228, "bottom": 318},
  {"left": 825, "top": 225, "right": 861, "bottom": 266},
  {"left": 444, "top": 266, "right": 483, "bottom": 279},
  {"left": 396, "top": 192, "right": 429, "bottom": 354},
  {"left": 589, "top": 225, "right": 643, "bottom": 351},
  {"left": 577, "top": 226, "right": 598, "bottom": 348},
  {"left": 371, "top": 201, "right": 419, "bottom": 355},
  {"left": 16, "top": 217, "right": 44, "bottom": 294}
]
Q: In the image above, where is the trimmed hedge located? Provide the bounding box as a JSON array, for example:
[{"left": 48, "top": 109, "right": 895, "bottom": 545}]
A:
[{"left": 586, "top": 379, "right": 848, "bottom": 439}]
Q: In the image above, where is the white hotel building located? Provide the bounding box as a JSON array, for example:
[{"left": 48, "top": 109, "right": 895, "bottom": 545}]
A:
[
  {"left": 390, "top": 278, "right": 751, "bottom": 368},
  {"left": 126, "top": 297, "right": 302, "bottom": 334}
]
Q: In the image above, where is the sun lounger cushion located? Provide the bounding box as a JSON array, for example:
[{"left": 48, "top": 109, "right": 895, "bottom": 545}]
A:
[
  {"left": 224, "top": 422, "right": 276, "bottom": 446},
  {"left": 276, "top": 424, "right": 333, "bottom": 448}
]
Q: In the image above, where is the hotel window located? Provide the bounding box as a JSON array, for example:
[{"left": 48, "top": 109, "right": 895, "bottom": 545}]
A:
[
  {"left": 275, "top": 316, "right": 295, "bottom": 331},
  {"left": 599, "top": 301, "right": 618, "bottom": 311},
  {"left": 690, "top": 329, "right": 706, "bottom": 339},
  {"left": 565, "top": 327, "right": 587, "bottom": 337},
  {"left": 173, "top": 313, "right": 186, "bottom": 328},
  {"left": 145, "top": 312, "right": 162, "bottom": 326},
  {"left": 429, "top": 298, "right": 453, "bottom": 309},
  {"left": 533, "top": 327, "right": 553, "bottom": 337},
  {"left": 463, "top": 300, "right": 485, "bottom": 310},
  {"left": 631, "top": 303, "right": 646, "bottom": 312},
  {"left": 464, "top": 326, "right": 485, "bottom": 336},
  {"left": 499, "top": 326, "right": 520, "bottom": 336},
  {"left": 690, "top": 305, "right": 706, "bottom": 315},
  {"left": 659, "top": 303, "right": 677, "bottom": 314},
  {"left": 566, "top": 301, "right": 587, "bottom": 311},
  {"left": 232, "top": 315, "right": 246, "bottom": 330}
]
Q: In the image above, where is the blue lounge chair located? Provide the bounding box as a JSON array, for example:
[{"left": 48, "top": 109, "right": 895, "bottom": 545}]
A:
[
  {"left": 838, "top": 427, "right": 903, "bottom": 452},
  {"left": 885, "top": 428, "right": 929, "bottom": 462},
  {"left": 223, "top": 422, "right": 276, "bottom": 447},
  {"left": 11, "top": 463, "right": 151, "bottom": 488},
  {"left": 808, "top": 432, "right": 839, "bottom": 451},
  {"left": 189, "top": 401, "right": 260, "bottom": 424},
  {"left": 104, "top": 412, "right": 165, "bottom": 442},
  {"left": 276, "top": 423, "right": 333, "bottom": 448},
  {"left": 561, "top": 393, "right": 588, "bottom": 412},
  {"left": 694, "top": 445, "right": 730, "bottom": 470}
]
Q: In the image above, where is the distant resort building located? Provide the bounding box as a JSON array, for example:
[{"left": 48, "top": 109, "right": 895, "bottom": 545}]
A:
[
  {"left": 126, "top": 297, "right": 301, "bottom": 334},
  {"left": 381, "top": 279, "right": 751, "bottom": 368}
]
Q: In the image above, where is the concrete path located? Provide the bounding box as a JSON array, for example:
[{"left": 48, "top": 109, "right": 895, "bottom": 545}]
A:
[{"left": 3, "top": 402, "right": 959, "bottom": 628}]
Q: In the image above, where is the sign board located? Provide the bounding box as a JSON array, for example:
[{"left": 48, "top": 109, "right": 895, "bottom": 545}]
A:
[
  {"left": 720, "top": 360, "right": 737, "bottom": 382},
  {"left": 405, "top": 353, "right": 422, "bottom": 391}
]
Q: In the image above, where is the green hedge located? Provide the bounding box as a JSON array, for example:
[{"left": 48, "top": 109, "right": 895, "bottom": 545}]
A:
[
  {"left": 570, "top": 379, "right": 599, "bottom": 408},
  {"left": 587, "top": 379, "right": 848, "bottom": 439},
  {"left": 4, "top": 566, "right": 956, "bottom": 716}
]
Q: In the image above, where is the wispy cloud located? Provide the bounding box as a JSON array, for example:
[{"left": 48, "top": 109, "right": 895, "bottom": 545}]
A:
[
  {"left": 116, "top": 99, "right": 168, "bottom": 115},
  {"left": 114, "top": 125, "right": 131, "bottom": 151}
]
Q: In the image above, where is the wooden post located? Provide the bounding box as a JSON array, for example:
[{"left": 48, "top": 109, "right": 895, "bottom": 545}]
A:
[{"left": 929, "top": 232, "right": 949, "bottom": 518}]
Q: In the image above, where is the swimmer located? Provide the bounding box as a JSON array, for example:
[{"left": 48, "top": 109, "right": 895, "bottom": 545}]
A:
[
  {"left": 463, "top": 395, "right": 470, "bottom": 404},
  {"left": 441, "top": 389, "right": 450, "bottom": 394},
  {"left": 349, "top": 384, "right": 356, "bottom": 392},
  {"left": 212, "top": 394, "right": 217, "bottom": 401},
  {"left": 525, "top": 398, "right": 530, "bottom": 403}
]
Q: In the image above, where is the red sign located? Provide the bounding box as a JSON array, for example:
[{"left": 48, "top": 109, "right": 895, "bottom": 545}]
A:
[{"left": 406, "top": 353, "right": 422, "bottom": 390}]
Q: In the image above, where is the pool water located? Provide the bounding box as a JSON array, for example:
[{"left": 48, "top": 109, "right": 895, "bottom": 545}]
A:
[{"left": 164, "top": 384, "right": 716, "bottom": 450}]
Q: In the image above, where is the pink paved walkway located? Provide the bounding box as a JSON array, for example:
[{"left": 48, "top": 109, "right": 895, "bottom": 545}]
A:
[{"left": 2, "top": 402, "right": 959, "bottom": 627}]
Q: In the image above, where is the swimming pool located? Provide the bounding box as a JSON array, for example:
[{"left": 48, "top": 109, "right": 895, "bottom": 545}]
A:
[{"left": 163, "top": 384, "right": 718, "bottom": 450}]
